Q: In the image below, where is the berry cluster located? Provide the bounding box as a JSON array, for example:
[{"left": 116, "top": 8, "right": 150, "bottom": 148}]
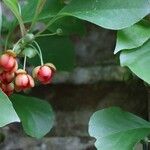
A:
[{"left": 0, "top": 50, "right": 56, "bottom": 96}]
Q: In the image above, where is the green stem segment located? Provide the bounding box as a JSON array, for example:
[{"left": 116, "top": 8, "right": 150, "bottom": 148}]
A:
[
  {"left": 29, "top": 44, "right": 40, "bottom": 56},
  {"left": 35, "top": 32, "right": 57, "bottom": 38},
  {"left": 12, "top": 38, "right": 23, "bottom": 51},
  {"left": 33, "top": 41, "right": 44, "bottom": 66},
  {"left": 23, "top": 55, "right": 27, "bottom": 70},
  {"left": 35, "top": 15, "right": 63, "bottom": 36}
]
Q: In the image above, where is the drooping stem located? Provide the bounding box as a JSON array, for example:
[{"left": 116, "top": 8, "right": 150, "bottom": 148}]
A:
[
  {"left": 23, "top": 55, "right": 27, "bottom": 70},
  {"left": 12, "top": 38, "right": 23, "bottom": 51},
  {"left": 35, "top": 32, "right": 57, "bottom": 38},
  {"left": 19, "top": 21, "right": 26, "bottom": 37},
  {"left": 29, "top": 44, "right": 40, "bottom": 56},
  {"left": 33, "top": 41, "right": 44, "bottom": 65},
  {"left": 17, "top": 6, "right": 26, "bottom": 37},
  {"left": 35, "top": 15, "right": 63, "bottom": 36}
]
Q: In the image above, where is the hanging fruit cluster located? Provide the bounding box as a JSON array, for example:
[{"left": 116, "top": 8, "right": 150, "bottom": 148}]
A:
[{"left": 0, "top": 34, "right": 56, "bottom": 96}]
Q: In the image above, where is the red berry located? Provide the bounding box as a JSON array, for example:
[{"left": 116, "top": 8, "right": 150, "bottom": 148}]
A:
[
  {"left": 1, "top": 83, "right": 14, "bottom": 96},
  {"left": 33, "top": 63, "right": 56, "bottom": 84},
  {"left": 0, "top": 71, "right": 15, "bottom": 84},
  {"left": 0, "top": 50, "right": 18, "bottom": 73},
  {"left": 15, "top": 69, "right": 35, "bottom": 92}
]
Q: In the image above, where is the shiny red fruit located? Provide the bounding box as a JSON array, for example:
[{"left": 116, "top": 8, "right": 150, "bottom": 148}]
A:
[
  {"left": 33, "top": 63, "right": 56, "bottom": 84},
  {"left": 15, "top": 69, "right": 35, "bottom": 92},
  {"left": 0, "top": 50, "right": 18, "bottom": 73}
]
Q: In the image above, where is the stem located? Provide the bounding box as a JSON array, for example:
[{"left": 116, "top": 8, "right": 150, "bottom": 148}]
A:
[
  {"left": 18, "top": 3, "right": 22, "bottom": 16},
  {"left": 12, "top": 38, "right": 23, "bottom": 51},
  {"left": 19, "top": 19, "right": 26, "bottom": 37},
  {"left": 23, "top": 55, "right": 27, "bottom": 70},
  {"left": 35, "top": 15, "right": 63, "bottom": 36},
  {"left": 35, "top": 32, "right": 57, "bottom": 38},
  {"left": 33, "top": 41, "right": 44, "bottom": 65},
  {"left": 29, "top": 44, "right": 40, "bottom": 56},
  {"left": 30, "top": 0, "right": 46, "bottom": 31}
]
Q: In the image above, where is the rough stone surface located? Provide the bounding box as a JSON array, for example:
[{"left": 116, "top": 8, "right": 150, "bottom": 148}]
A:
[
  {"left": 53, "top": 66, "right": 127, "bottom": 84},
  {"left": 75, "top": 25, "right": 116, "bottom": 66}
]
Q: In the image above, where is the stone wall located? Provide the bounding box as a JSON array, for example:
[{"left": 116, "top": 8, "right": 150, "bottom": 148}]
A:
[{"left": 0, "top": 24, "right": 148, "bottom": 150}]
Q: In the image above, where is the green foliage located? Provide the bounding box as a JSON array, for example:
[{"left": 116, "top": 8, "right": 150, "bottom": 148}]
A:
[
  {"left": 48, "top": 16, "right": 86, "bottom": 36},
  {"left": 0, "top": 91, "right": 20, "bottom": 127},
  {"left": 1, "top": 0, "right": 150, "bottom": 143},
  {"left": 21, "top": 0, "right": 64, "bottom": 23},
  {"left": 11, "top": 94, "right": 54, "bottom": 138},
  {"left": 120, "top": 40, "right": 150, "bottom": 84},
  {"left": 16, "top": 0, "right": 150, "bottom": 31},
  {"left": 3, "top": 0, "right": 18, "bottom": 12},
  {"left": 61, "top": 0, "right": 150, "bottom": 29},
  {"left": 3, "top": 0, "right": 25, "bottom": 35},
  {"left": 89, "top": 107, "right": 150, "bottom": 150},
  {"left": 115, "top": 20, "right": 150, "bottom": 54}
]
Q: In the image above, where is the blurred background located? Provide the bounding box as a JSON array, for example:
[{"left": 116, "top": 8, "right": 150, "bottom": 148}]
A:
[{"left": 0, "top": 20, "right": 148, "bottom": 150}]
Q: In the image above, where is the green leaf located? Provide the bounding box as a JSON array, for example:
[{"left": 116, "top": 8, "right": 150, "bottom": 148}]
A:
[
  {"left": 3, "top": 0, "right": 18, "bottom": 10},
  {"left": 120, "top": 40, "right": 150, "bottom": 84},
  {"left": 39, "top": 0, "right": 65, "bottom": 20},
  {"left": 89, "top": 107, "right": 150, "bottom": 150},
  {"left": 115, "top": 20, "right": 150, "bottom": 54},
  {"left": 3, "top": 0, "right": 19, "bottom": 21},
  {"left": 21, "top": 47, "right": 37, "bottom": 58},
  {"left": 30, "top": 35, "right": 75, "bottom": 71},
  {"left": 48, "top": 16, "right": 86, "bottom": 36},
  {"left": 22, "top": 0, "right": 64, "bottom": 23},
  {"left": 61, "top": 0, "right": 150, "bottom": 30},
  {"left": 0, "top": 91, "right": 20, "bottom": 127},
  {"left": 11, "top": 94, "right": 54, "bottom": 138}
]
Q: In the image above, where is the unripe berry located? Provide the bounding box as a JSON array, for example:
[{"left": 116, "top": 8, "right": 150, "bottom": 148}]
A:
[
  {"left": 32, "top": 63, "right": 56, "bottom": 85},
  {"left": 23, "top": 33, "right": 35, "bottom": 43},
  {"left": 0, "top": 50, "right": 18, "bottom": 73},
  {"left": 1, "top": 83, "right": 14, "bottom": 96},
  {"left": 0, "top": 71, "right": 15, "bottom": 84},
  {"left": 15, "top": 69, "right": 35, "bottom": 92},
  {"left": 56, "top": 28, "right": 63, "bottom": 35}
]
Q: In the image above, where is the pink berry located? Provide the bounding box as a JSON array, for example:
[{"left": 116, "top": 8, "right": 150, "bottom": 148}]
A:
[
  {"left": 33, "top": 63, "right": 56, "bottom": 84},
  {"left": 0, "top": 50, "right": 18, "bottom": 73},
  {"left": 15, "top": 69, "right": 35, "bottom": 92}
]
